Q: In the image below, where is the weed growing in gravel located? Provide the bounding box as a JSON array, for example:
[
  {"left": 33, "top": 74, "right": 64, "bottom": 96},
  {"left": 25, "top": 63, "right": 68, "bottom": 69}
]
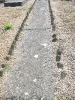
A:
[
  {"left": 65, "top": 18, "right": 70, "bottom": 23},
  {"left": 3, "top": 64, "right": 9, "bottom": 71},
  {"left": 5, "top": 23, "right": 12, "bottom": 30},
  {"left": 53, "top": 96, "right": 71, "bottom": 100},
  {"left": 62, "top": 1, "right": 67, "bottom": 5},
  {"left": 66, "top": 98, "right": 71, "bottom": 100},
  {"left": 72, "top": 12, "right": 75, "bottom": 20},
  {"left": 28, "top": 7, "right": 31, "bottom": 12},
  {"left": 54, "top": 96, "right": 58, "bottom": 100}
]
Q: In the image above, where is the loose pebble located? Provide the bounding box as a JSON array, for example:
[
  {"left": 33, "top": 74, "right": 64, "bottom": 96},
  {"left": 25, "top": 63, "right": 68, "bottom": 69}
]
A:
[
  {"left": 34, "top": 55, "right": 38, "bottom": 58},
  {"left": 61, "top": 71, "right": 67, "bottom": 79},
  {"left": 33, "top": 78, "right": 37, "bottom": 82},
  {"left": 25, "top": 92, "right": 29, "bottom": 96}
]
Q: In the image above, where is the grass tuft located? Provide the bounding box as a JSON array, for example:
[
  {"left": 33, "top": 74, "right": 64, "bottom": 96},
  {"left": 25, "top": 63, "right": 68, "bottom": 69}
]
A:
[
  {"left": 5, "top": 23, "right": 12, "bottom": 30},
  {"left": 3, "top": 64, "right": 9, "bottom": 71},
  {"left": 54, "top": 96, "right": 58, "bottom": 100},
  {"left": 62, "top": 1, "right": 67, "bottom": 5},
  {"left": 28, "top": 7, "right": 31, "bottom": 12},
  {"left": 72, "top": 12, "right": 75, "bottom": 20},
  {"left": 66, "top": 98, "right": 71, "bottom": 100}
]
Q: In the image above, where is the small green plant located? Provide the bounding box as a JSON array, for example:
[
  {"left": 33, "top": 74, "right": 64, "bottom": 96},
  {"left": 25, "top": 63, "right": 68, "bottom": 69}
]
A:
[
  {"left": 72, "top": 12, "right": 75, "bottom": 20},
  {"left": 66, "top": 98, "right": 71, "bottom": 100},
  {"left": 59, "top": 23, "right": 63, "bottom": 27},
  {"left": 3, "top": 64, "right": 9, "bottom": 71},
  {"left": 5, "top": 23, "right": 12, "bottom": 30},
  {"left": 62, "top": 1, "right": 67, "bottom": 5},
  {"left": 64, "top": 18, "right": 70, "bottom": 23},
  {"left": 28, "top": 7, "right": 31, "bottom": 12},
  {"left": 54, "top": 96, "right": 58, "bottom": 100},
  {"left": 53, "top": 96, "right": 71, "bottom": 100}
]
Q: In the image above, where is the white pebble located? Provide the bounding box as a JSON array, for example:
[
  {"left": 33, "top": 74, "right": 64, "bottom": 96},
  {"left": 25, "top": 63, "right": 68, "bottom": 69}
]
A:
[
  {"left": 34, "top": 55, "right": 38, "bottom": 58},
  {"left": 25, "top": 92, "right": 29, "bottom": 95},
  {"left": 41, "top": 98, "right": 43, "bottom": 100},
  {"left": 33, "top": 79, "right": 37, "bottom": 82},
  {"left": 41, "top": 43, "right": 48, "bottom": 47}
]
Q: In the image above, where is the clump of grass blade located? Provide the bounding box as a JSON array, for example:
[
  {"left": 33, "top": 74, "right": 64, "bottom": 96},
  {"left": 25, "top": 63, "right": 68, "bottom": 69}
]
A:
[
  {"left": 5, "top": 23, "right": 12, "bottom": 30},
  {"left": 3, "top": 64, "right": 9, "bottom": 71}
]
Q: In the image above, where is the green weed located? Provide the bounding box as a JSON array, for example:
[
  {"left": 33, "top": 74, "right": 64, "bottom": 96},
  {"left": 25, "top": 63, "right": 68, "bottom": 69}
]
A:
[
  {"left": 64, "top": 18, "right": 70, "bottom": 23},
  {"left": 5, "top": 23, "right": 12, "bottom": 30},
  {"left": 54, "top": 96, "right": 58, "bottom": 100},
  {"left": 66, "top": 98, "right": 71, "bottom": 100},
  {"left": 62, "top": 1, "right": 67, "bottom": 5},
  {"left": 72, "top": 12, "right": 75, "bottom": 20},
  {"left": 3, "top": 64, "right": 9, "bottom": 71},
  {"left": 28, "top": 7, "right": 31, "bottom": 12}
]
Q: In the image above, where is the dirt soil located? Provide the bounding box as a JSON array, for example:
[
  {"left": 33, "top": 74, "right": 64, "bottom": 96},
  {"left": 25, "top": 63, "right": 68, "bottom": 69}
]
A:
[{"left": 51, "top": 0, "right": 75, "bottom": 99}]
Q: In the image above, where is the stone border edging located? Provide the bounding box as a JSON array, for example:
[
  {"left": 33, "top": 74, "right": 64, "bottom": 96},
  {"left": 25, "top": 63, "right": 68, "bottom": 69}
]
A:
[
  {"left": 0, "top": 0, "right": 36, "bottom": 77},
  {"left": 49, "top": 0, "right": 66, "bottom": 80},
  {"left": 49, "top": 0, "right": 65, "bottom": 79},
  {"left": 48, "top": 0, "right": 56, "bottom": 31}
]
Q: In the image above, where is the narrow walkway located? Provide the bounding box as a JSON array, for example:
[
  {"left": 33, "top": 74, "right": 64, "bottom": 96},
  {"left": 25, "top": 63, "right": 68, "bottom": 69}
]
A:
[{"left": 2, "top": 0, "right": 56, "bottom": 100}]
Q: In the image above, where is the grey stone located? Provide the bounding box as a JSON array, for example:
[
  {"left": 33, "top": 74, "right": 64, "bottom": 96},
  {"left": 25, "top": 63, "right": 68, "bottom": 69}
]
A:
[
  {"left": 52, "top": 38, "right": 57, "bottom": 42},
  {"left": 56, "top": 55, "right": 61, "bottom": 61},
  {"left": 12, "top": 40, "right": 16, "bottom": 45},
  {"left": 66, "top": 83, "right": 71, "bottom": 88},
  {"left": 6, "top": 56, "right": 10, "bottom": 61},
  {"left": 52, "top": 34, "right": 56, "bottom": 38},
  {"left": 8, "top": 49, "right": 13, "bottom": 55},
  {"left": 15, "top": 36, "right": 18, "bottom": 41},
  {"left": 61, "top": 71, "right": 66, "bottom": 79},
  {"left": 0, "top": 68, "right": 3, "bottom": 77},
  {"left": 0, "top": 0, "right": 5, "bottom": 3},
  {"left": 0, "top": 71, "right": 3, "bottom": 77},
  {"left": 57, "top": 63, "right": 63, "bottom": 68},
  {"left": 1, "top": 64, "right": 6, "bottom": 68},
  {"left": 57, "top": 49, "right": 62, "bottom": 55},
  {"left": 10, "top": 44, "right": 14, "bottom": 50},
  {"left": 4, "top": 0, "right": 27, "bottom": 7}
]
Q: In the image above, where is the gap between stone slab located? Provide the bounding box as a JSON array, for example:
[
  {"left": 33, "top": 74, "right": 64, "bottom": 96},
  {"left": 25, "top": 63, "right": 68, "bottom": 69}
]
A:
[{"left": 24, "top": 27, "right": 51, "bottom": 30}]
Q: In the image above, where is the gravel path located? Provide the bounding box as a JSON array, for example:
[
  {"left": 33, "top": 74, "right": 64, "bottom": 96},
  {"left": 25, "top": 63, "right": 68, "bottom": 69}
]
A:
[{"left": 1, "top": 0, "right": 56, "bottom": 99}]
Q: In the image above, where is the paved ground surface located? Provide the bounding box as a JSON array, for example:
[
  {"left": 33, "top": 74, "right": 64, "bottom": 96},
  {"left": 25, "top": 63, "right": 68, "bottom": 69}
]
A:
[{"left": 1, "top": 0, "right": 56, "bottom": 99}]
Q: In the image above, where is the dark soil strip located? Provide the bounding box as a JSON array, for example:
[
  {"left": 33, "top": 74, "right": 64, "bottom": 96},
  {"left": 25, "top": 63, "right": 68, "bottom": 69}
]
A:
[
  {"left": 48, "top": 0, "right": 55, "bottom": 31},
  {"left": 24, "top": 27, "right": 51, "bottom": 30}
]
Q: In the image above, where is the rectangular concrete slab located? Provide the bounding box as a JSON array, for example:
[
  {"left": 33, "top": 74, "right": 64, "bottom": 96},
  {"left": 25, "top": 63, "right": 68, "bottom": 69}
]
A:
[
  {"left": 0, "top": 0, "right": 5, "bottom": 3},
  {"left": 4, "top": 0, "right": 27, "bottom": 7}
]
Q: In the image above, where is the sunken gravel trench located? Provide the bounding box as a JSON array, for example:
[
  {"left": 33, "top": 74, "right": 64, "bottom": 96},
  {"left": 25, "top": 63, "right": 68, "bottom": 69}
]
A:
[{"left": 1, "top": 0, "right": 57, "bottom": 99}]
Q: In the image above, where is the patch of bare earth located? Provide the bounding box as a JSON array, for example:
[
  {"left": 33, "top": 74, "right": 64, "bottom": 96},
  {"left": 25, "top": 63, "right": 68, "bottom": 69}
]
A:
[
  {"left": 0, "top": 0, "right": 35, "bottom": 98},
  {"left": 51, "top": 0, "right": 75, "bottom": 99}
]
